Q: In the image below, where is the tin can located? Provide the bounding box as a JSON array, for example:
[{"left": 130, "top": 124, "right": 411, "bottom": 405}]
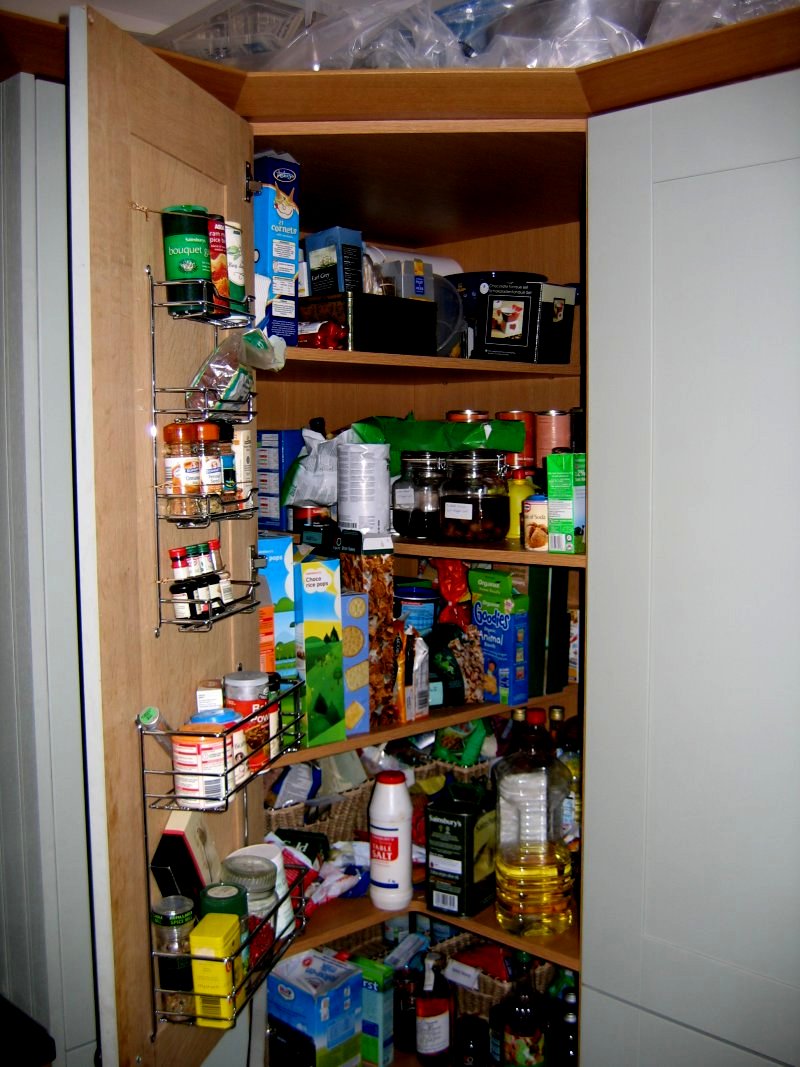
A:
[
  {"left": 446, "top": 409, "right": 489, "bottom": 423},
  {"left": 337, "top": 442, "right": 391, "bottom": 534},
  {"left": 496, "top": 409, "right": 535, "bottom": 471},
  {"left": 207, "top": 212, "right": 230, "bottom": 311},
  {"left": 534, "top": 409, "right": 571, "bottom": 468},
  {"left": 161, "top": 205, "right": 211, "bottom": 316},
  {"left": 522, "top": 494, "right": 549, "bottom": 551},
  {"left": 223, "top": 219, "right": 250, "bottom": 324},
  {"left": 224, "top": 670, "right": 282, "bottom": 769}
]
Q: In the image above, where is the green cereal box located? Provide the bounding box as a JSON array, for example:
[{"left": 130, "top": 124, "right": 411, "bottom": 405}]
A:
[
  {"left": 293, "top": 545, "right": 344, "bottom": 747},
  {"left": 352, "top": 956, "right": 394, "bottom": 1067},
  {"left": 546, "top": 452, "right": 586, "bottom": 554}
]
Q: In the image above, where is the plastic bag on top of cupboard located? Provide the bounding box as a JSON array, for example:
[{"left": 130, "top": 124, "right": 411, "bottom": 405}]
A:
[
  {"left": 352, "top": 414, "right": 524, "bottom": 477},
  {"left": 187, "top": 328, "right": 286, "bottom": 414},
  {"left": 263, "top": 0, "right": 466, "bottom": 71}
]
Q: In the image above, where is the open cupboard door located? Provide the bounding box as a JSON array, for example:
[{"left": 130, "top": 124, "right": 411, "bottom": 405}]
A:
[{"left": 69, "top": 9, "right": 256, "bottom": 1066}]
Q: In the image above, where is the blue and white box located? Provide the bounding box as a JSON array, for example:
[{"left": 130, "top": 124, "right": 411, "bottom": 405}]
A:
[
  {"left": 257, "top": 428, "right": 304, "bottom": 532},
  {"left": 253, "top": 152, "right": 300, "bottom": 345}
]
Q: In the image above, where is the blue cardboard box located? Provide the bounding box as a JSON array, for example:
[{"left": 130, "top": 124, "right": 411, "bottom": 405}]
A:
[
  {"left": 256, "top": 534, "right": 296, "bottom": 678},
  {"left": 257, "top": 428, "right": 304, "bottom": 532},
  {"left": 268, "top": 951, "right": 362, "bottom": 1067},
  {"left": 304, "top": 226, "right": 363, "bottom": 295},
  {"left": 468, "top": 569, "right": 529, "bottom": 705},
  {"left": 253, "top": 152, "right": 300, "bottom": 345},
  {"left": 341, "top": 592, "right": 370, "bottom": 737}
]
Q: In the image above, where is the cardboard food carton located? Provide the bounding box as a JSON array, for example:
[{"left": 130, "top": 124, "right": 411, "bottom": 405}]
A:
[
  {"left": 190, "top": 913, "right": 245, "bottom": 1029},
  {"left": 257, "top": 428, "right": 305, "bottom": 532},
  {"left": 256, "top": 534, "right": 296, "bottom": 678},
  {"left": 546, "top": 452, "right": 586, "bottom": 554},
  {"left": 150, "top": 810, "right": 221, "bottom": 907},
  {"left": 294, "top": 545, "right": 345, "bottom": 746},
  {"left": 253, "top": 152, "right": 300, "bottom": 346},
  {"left": 304, "top": 225, "right": 363, "bottom": 295},
  {"left": 341, "top": 591, "right": 370, "bottom": 737},
  {"left": 268, "top": 951, "right": 363, "bottom": 1067},
  {"left": 352, "top": 956, "right": 394, "bottom": 1067},
  {"left": 467, "top": 568, "right": 529, "bottom": 706}
]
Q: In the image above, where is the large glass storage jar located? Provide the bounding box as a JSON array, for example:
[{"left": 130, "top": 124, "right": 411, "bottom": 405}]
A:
[
  {"left": 392, "top": 451, "right": 446, "bottom": 541},
  {"left": 439, "top": 451, "right": 510, "bottom": 544}
]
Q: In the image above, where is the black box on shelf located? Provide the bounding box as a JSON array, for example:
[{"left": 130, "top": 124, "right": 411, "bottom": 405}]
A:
[
  {"left": 150, "top": 810, "right": 222, "bottom": 908},
  {"left": 298, "top": 292, "right": 438, "bottom": 356}
]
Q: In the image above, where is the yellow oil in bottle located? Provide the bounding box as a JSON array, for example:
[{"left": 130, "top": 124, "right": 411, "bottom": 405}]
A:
[{"left": 495, "top": 840, "right": 574, "bottom": 937}]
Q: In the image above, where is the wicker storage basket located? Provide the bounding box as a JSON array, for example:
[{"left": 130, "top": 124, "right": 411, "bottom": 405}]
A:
[{"left": 263, "top": 778, "right": 374, "bottom": 842}]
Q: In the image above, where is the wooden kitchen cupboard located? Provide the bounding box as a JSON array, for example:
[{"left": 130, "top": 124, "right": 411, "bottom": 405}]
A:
[{"left": 22, "top": 5, "right": 794, "bottom": 1065}]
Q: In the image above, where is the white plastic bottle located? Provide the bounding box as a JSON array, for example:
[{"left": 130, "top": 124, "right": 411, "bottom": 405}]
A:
[{"left": 369, "top": 769, "right": 413, "bottom": 910}]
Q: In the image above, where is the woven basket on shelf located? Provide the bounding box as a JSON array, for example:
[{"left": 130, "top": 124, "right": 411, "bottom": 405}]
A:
[{"left": 263, "top": 778, "right": 374, "bottom": 842}]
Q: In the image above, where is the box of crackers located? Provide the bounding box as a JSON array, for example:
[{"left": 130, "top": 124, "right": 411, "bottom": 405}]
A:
[
  {"left": 341, "top": 592, "right": 370, "bottom": 736},
  {"left": 339, "top": 531, "right": 397, "bottom": 728}
]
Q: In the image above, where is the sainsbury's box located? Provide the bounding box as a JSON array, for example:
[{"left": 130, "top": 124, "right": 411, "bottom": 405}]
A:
[
  {"left": 257, "top": 428, "right": 305, "bottom": 532},
  {"left": 253, "top": 152, "right": 300, "bottom": 346},
  {"left": 268, "top": 951, "right": 362, "bottom": 1067}
]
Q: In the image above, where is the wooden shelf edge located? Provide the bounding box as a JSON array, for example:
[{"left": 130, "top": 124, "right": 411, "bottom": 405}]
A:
[
  {"left": 280, "top": 348, "right": 581, "bottom": 377},
  {"left": 288, "top": 894, "right": 581, "bottom": 973},
  {"left": 273, "top": 688, "right": 578, "bottom": 767},
  {"left": 393, "top": 539, "right": 586, "bottom": 569}
]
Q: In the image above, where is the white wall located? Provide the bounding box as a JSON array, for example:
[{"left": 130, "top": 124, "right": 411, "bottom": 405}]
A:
[
  {"left": 0, "top": 73, "right": 97, "bottom": 1066},
  {"left": 584, "top": 70, "right": 800, "bottom": 1065}
]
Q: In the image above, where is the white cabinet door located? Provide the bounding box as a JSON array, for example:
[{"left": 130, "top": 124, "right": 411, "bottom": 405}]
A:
[{"left": 584, "top": 70, "right": 800, "bottom": 1066}]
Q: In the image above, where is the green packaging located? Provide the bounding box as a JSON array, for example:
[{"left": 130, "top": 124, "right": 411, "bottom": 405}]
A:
[
  {"left": 545, "top": 452, "right": 586, "bottom": 554},
  {"left": 352, "top": 956, "right": 394, "bottom": 1067}
]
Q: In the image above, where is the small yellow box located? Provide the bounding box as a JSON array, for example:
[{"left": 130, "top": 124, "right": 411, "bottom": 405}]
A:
[{"left": 190, "top": 913, "right": 244, "bottom": 1029}]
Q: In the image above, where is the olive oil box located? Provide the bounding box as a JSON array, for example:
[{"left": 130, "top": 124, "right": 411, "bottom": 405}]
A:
[
  {"left": 268, "top": 951, "right": 363, "bottom": 1067},
  {"left": 293, "top": 545, "right": 345, "bottom": 747},
  {"left": 425, "top": 781, "right": 496, "bottom": 918},
  {"left": 467, "top": 569, "right": 529, "bottom": 706}
]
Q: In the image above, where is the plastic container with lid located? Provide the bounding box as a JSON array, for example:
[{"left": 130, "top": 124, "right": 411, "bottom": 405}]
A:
[
  {"left": 162, "top": 422, "right": 201, "bottom": 517},
  {"left": 369, "top": 769, "right": 413, "bottom": 911},
  {"left": 223, "top": 670, "right": 281, "bottom": 768},
  {"left": 199, "top": 882, "right": 249, "bottom": 970},
  {"left": 439, "top": 450, "right": 510, "bottom": 544},
  {"left": 194, "top": 421, "right": 223, "bottom": 512},
  {"left": 220, "top": 854, "right": 278, "bottom": 966}
]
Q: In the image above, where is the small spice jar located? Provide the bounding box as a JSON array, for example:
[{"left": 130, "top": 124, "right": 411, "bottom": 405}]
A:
[
  {"left": 194, "top": 421, "right": 223, "bottom": 513},
  {"left": 162, "top": 422, "right": 201, "bottom": 518},
  {"left": 220, "top": 855, "right": 278, "bottom": 968},
  {"left": 150, "top": 894, "right": 196, "bottom": 1021},
  {"left": 439, "top": 450, "right": 510, "bottom": 544}
]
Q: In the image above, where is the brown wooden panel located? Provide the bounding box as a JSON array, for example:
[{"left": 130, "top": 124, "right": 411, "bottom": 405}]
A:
[
  {"left": 81, "top": 12, "right": 255, "bottom": 1065},
  {"left": 0, "top": 11, "right": 65, "bottom": 82}
]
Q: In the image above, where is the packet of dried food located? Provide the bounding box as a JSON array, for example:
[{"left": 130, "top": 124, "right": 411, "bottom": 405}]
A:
[
  {"left": 432, "top": 718, "right": 487, "bottom": 765},
  {"left": 428, "top": 622, "right": 485, "bottom": 706},
  {"left": 432, "top": 557, "right": 472, "bottom": 629}
]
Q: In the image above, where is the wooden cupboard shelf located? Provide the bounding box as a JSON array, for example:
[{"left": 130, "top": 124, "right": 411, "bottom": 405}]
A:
[
  {"left": 282, "top": 348, "right": 581, "bottom": 378},
  {"left": 288, "top": 893, "right": 581, "bottom": 973},
  {"left": 393, "top": 538, "right": 585, "bottom": 569},
  {"left": 272, "top": 687, "right": 577, "bottom": 768}
]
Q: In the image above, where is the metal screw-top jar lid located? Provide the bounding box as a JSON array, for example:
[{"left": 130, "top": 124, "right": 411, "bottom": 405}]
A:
[
  {"left": 150, "top": 894, "right": 194, "bottom": 926},
  {"left": 223, "top": 670, "right": 280, "bottom": 698},
  {"left": 221, "top": 854, "right": 277, "bottom": 895}
]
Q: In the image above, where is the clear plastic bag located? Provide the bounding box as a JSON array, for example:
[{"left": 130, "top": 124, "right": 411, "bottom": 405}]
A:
[
  {"left": 464, "top": 0, "right": 657, "bottom": 66},
  {"left": 187, "top": 328, "right": 286, "bottom": 413},
  {"left": 646, "top": 0, "right": 797, "bottom": 45}
]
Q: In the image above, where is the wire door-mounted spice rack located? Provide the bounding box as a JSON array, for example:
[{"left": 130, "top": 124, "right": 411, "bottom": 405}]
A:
[
  {"left": 137, "top": 680, "right": 308, "bottom": 1032},
  {"left": 147, "top": 266, "right": 260, "bottom": 635}
]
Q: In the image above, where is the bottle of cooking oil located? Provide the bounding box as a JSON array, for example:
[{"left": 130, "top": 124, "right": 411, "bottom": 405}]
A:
[{"left": 494, "top": 707, "right": 574, "bottom": 936}]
